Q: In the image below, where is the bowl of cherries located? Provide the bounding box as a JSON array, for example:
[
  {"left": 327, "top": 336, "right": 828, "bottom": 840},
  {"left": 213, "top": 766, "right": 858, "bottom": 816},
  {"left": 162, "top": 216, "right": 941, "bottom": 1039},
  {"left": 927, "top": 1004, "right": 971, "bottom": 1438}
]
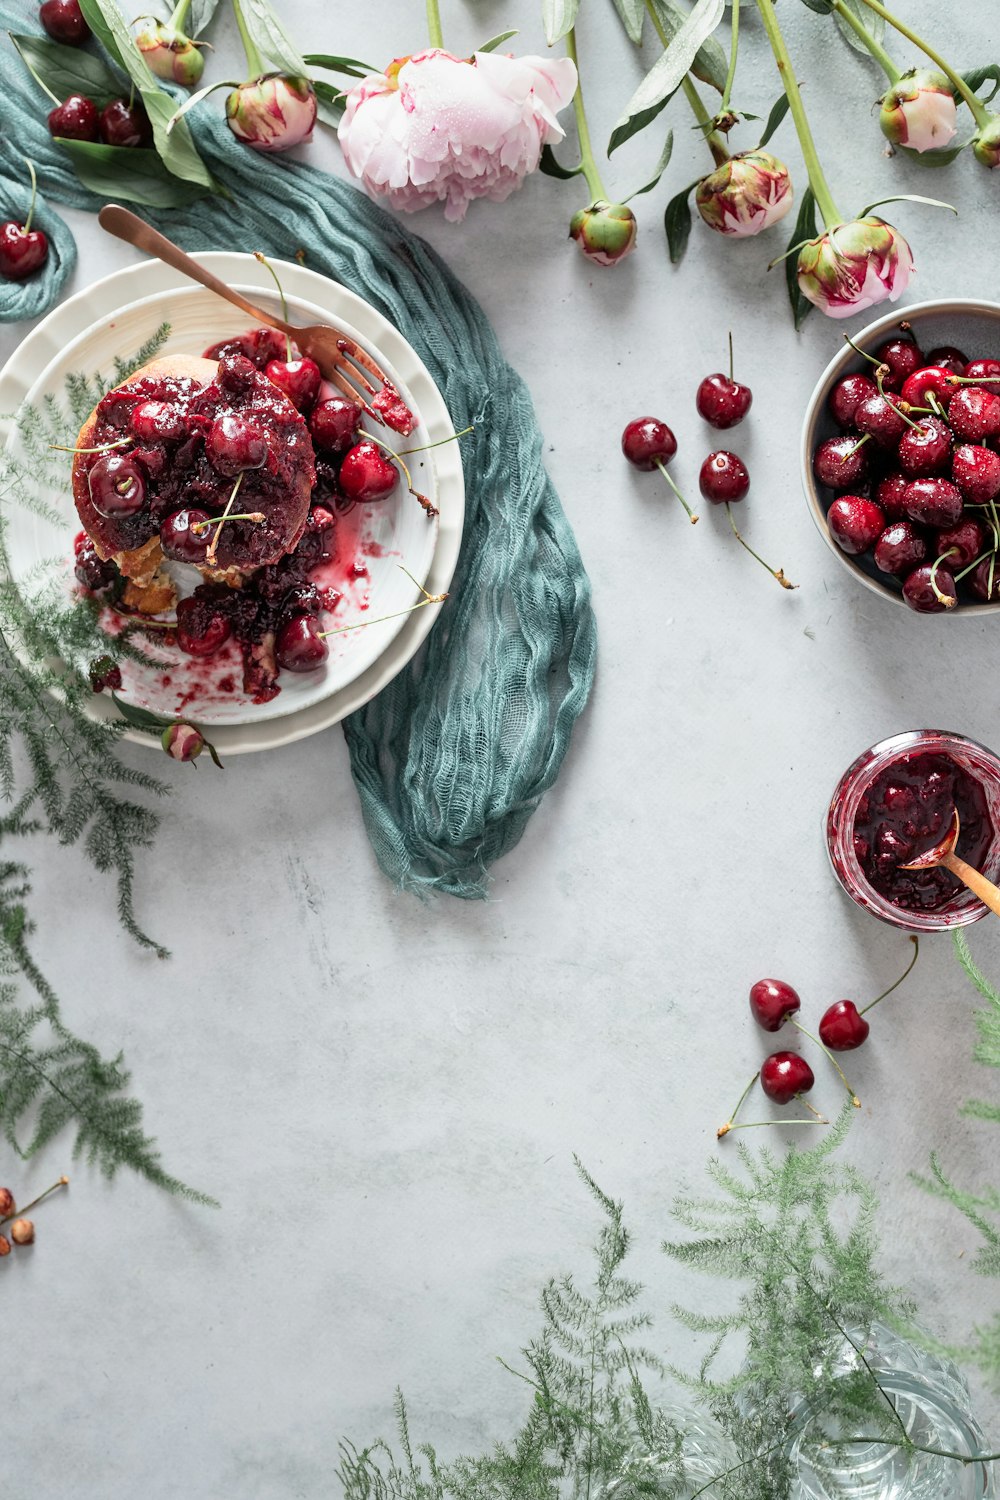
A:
[{"left": 801, "top": 298, "right": 1000, "bottom": 613}]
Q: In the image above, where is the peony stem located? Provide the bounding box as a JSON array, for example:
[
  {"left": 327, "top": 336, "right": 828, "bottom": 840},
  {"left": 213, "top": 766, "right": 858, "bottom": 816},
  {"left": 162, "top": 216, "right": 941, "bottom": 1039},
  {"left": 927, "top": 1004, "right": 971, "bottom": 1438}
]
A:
[
  {"left": 565, "top": 28, "right": 607, "bottom": 202},
  {"left": 681, "top": 76, "right": 730, "bottom": 165},
  {"left": 231, "top": 0, "right": 265, "bottom": 79},
  {"left": 851, "top": 0, "right": 988, "bottom": 124},
  {"left": 754, "top": 0, "right": 842, "bottom": 230},
  {"left": 169, "top": 0, "right": 194, "bottom": 30},
  {"left": 832, "top": 0, "right": 900, "bottom": 83},
  {"left": 425, "top": 0, "right": 444, "bottom": 48},
  {"left": 720, "top": 0, "right": 740, "bottom": 112}
]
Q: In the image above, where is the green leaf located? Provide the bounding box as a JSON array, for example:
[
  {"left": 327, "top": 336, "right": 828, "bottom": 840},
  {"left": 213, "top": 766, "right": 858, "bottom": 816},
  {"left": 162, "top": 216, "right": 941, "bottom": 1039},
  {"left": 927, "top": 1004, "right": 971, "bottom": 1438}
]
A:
[
  {"left": 110, "top": 692, "right": 172, "bottom": 732},
  {"left": 625, "top": 130, "right": 673, "bottom": 200},
  {"left": 610, "top": 0, "right": 725, "bottom": 154},
  {"left": 54, "top": 138, "right": 211, "bottom": 206},
  {"left": 664, "top": 180, "right": 697, "bottom": 263},
  {"left": 312, "top": 78, "right": 345, "bottom": 127},
  {"left": 650, "top": 0, "right": 728, "bottom": 91},
  {"left": 894, "top": 138, "right": 971, "bottom": 168},
  {"left": 477, "top": 29, "right": 519, "bottom": 54},
  {"left": 237, "top": 0, "right": 308, "bottom": 74},
  {"left": 8, "top": 30, "right": 125, "bottom": 105},
  {"left": 961, "top": 64, "right": 1000, "bottom": 105},
  {"left": 543, "top": 0, "right": 581, "bottom": 46},
  {"left": 756, "top": 92, "right": 790, "bottom": 149},
  {"left": 610, "top": 0, "right": 646, "bottom": 44},
  {"left": 302, "top": 52, "right": 376, "bottom": 79},
  {"left": 539, "top": 143, "right": 582, "bottom": 179},
  {"left": 858, "top": 192, "right": 957, "bottom": 217},
  {"left": 78, "top": 0, "right": 223, "bottom": 195},
  {"left": 785, "top": 184, "right": 818, "bottom": 331},
  {"left": 834, "top": 0, "right": 884, "bottom": 53},
  {"left": 188, "top": 0, "right": 221, "bottom": 35},
  {"left": 798, "top": 0, "right": 834, "bottom": 12}
]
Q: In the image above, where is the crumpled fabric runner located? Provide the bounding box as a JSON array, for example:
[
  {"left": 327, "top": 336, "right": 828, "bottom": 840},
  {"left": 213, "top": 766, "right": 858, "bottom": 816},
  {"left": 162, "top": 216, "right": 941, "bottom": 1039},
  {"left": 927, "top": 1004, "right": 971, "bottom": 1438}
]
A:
[{"left": 0, "top": 22, "right": 597, "bottom": 897}]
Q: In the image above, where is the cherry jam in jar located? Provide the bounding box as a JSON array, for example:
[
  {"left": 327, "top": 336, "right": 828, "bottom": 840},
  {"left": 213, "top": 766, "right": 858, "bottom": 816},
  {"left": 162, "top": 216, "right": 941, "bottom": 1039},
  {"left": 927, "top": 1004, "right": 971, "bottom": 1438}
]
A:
[{"left": 827, "top": 731, "right": 1000, "bottom": 930}]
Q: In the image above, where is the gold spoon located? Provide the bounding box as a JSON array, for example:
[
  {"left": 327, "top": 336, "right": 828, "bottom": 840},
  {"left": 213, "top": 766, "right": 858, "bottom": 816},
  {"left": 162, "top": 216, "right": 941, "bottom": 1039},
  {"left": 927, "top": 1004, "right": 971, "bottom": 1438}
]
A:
[{"left": 899, "top": 807, "right": 1000, "bottom": 917}]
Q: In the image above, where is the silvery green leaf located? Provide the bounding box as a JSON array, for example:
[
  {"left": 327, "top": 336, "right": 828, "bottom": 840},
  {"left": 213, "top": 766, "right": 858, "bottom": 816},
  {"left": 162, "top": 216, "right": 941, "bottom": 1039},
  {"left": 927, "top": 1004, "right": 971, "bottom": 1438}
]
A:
[
  {"left": 610, "top": 0, "right": 725, "bottom": 150},
  {"left": 650, "top": 0, "right": 728, "bottom": 90},
  {"left": 543, "top": 0, "right": 581, "bottom": 46},
  {"left": 610, "top": 0, "right": 646, "bottom": 44},
  {"left": 624, "top": 130, "right": 673, "bottom": 200},
  {"left": 188, "top": 0, "right": 221, "bottom": 35},
  {"left": 238, "top": 0, "right": 308, "bottom": 75},
  {"left": 834, "top": 0, "right": 884, "bottom": 51},
  {"left": 478, "top": 30, "right": 519, "bottom": 53}
]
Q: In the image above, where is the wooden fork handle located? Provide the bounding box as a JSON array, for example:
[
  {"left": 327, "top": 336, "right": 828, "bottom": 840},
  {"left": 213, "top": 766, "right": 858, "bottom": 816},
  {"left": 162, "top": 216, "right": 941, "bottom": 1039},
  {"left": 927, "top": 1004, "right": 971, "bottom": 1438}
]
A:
[
  {"left": 98, "top": 205, "right": 292, "bottom": 338},
  {"left": 943, "top": 852, "right": 1000, "bottom": 918}
]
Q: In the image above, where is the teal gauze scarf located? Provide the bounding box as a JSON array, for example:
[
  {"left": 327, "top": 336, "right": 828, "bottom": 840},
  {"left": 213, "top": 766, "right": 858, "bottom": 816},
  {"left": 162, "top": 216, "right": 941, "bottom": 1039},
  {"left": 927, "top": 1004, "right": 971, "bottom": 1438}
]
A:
[{"left": 0, "top": 32, "right": 597, "bottom": 899}]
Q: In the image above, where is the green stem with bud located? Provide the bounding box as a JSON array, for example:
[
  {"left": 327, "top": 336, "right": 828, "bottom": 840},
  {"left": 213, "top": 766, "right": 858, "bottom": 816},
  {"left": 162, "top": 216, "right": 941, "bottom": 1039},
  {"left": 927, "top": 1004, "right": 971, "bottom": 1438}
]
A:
[
  {"left": 754, "top": 0, "right": 842, "bottom": 230},
  {"left": 231, "top": 0, "right": 266, "bottom": 79},
  {"left": 720, "top": 0, "right": 740, "bottom": 112},
  {"left": 850, "top": 0, "right": 989, "bottom": 125},
  {"left": 831, "top": 0, "right": 900, "bottom": 83},
  {"left": 565, "top": 28, "right": 607, "bottom": 202},
  {"left": 425, "top": 0, "right": 444, "bottom": 48},
  {"left": 642, "top": 0, "right": 729, "bottom": 164},
  {"left": 169, "top": 0, "right": 194, "bottom": 30}
]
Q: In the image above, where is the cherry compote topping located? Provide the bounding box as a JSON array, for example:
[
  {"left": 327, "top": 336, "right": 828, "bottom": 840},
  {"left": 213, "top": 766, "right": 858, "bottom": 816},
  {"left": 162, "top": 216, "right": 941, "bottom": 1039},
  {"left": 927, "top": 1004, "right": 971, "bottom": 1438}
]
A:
[
  {"left": 175, "top": 594, "right": 231, "bottom": 657},
  {"left": 205, "top": 411, "right": 269, "bottom": 476},
  {"left": 853, "top": 752, "right": 993, "bottom": 911},
  {"left": 88, "top": 452, "right": 146, "bottom": 518}
]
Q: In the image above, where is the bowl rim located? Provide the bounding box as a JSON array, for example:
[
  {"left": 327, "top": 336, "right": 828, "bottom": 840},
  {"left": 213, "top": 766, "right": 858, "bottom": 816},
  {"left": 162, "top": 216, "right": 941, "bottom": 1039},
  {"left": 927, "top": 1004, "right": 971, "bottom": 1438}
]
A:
[{"left": 799, "top": 296, "right": 1000, "bottom": 616}]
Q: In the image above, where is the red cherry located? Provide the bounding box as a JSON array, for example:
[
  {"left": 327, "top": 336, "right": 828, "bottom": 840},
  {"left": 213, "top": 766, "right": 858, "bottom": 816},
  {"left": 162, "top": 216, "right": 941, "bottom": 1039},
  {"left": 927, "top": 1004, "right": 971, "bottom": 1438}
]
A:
[
  {"left": 696, "top": 372, "right": 752, "bottom": 430},
  {"left": 160, "top": 509, "right": 212, "bottom": 565},
  {"left": 902, "top": 562, "right": 958, "bottom": 613},
  {"left": 899, "top": 365, "right": 956, "bottom": 409},
  {"left": 621, "top": 417, "right": 677, "bottom": 469},
  {"left": 264, "top": 358, "right": 322, "bottom": 412},
  {"left": 818, "top": 1001, "right": 870, "bottom": 1051},
  {"left": 0, "top": 220, "right": 48, "bottom": 281},
  {"left": 131, "top": 400, "right": 187, "bottom": 444},
  {"left": 965, "top": 358, "right": 1000, "bottom": 383},
  {"left": 47, "top": 93, "right": 99, "bottom": 141},
  {"left": 897, "top": 416, "right": 952, "bottom": 478},
  {"left": 39, "top": 0, "right": 90, "bottom": 43},
  {"left": 275, "top": 614, "right": 330, "bottom": 672},
  {"left": 206, "top": 412, "right": 269, "bottom": 476},
  {"left": 854, "top": 393, "right": 908, "bottom": 449},
  {"left": 760, "top": 1052, "right": 815, "bottom": 1105},
  {"left": 828, "top": 373, "right": 877, "bottom": 429},
  {"left": 970, "top": 557, "right": 1000, "bottom": 601},
  {"left": 901, "top": 477, "right": 963, "bottom": 529},
  {"left": 827, "top": 496, "right": 886, "bottom": 555},
  {"left": 874, "top": 473, "right": 910, "bottom": 521},
  {"left": 952, "top": 443, "right": 1000, "bottom": 504},
  {"left": 874, "top": 338, "right": 923, "bottom": 391},
  {"left": 874, "top": 521, "right": 927, "bottom": 576},
  {"left": 309, "top": 396, "right": 361, "bottom": 454},
  {"left": 749, "top": 979, "right": 801, "bottom": 1033},
  {"left": 339, "top": 441, "right": 399, "bottom": 502},
  {"left": 99, "top": 98, "right": 153, "bottom": 148},
  {"left": 699, "top": 450, "right": 749, "bottom": 504},
  {"left": 175, "top": 596, "right": 231, "bottom": 657},
  {"left": 925, "top": 345, "right": 968, "bottom": 376},
  {"left": 812, "top": 435, "right": 869, "bottom": 491},
  {"left": 87, "top": 452, "right": 146, "bottom": 517},
  {"left": 936, "top": 516, "right": 985, "bottom": 569},
  {"left": 948, "top": 386, "right": 1000, "bottom": 442}
]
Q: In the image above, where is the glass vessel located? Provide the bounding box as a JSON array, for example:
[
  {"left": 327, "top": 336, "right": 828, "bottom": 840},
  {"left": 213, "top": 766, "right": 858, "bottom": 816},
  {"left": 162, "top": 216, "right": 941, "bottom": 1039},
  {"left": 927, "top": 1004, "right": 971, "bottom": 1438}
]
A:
[{"left": 826, "top": 730, "right": 1000, "bottom": 932}]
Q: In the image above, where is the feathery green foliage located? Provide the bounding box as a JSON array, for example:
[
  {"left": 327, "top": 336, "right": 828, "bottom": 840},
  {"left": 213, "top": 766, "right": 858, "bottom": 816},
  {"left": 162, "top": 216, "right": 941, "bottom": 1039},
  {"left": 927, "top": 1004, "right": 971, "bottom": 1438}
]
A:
[
  {"left": 340, "top": 1126, "right": 995, "bottom": 1500},
  {"left": 0, "top": 863, "right": 213, "bottom": 1202}
]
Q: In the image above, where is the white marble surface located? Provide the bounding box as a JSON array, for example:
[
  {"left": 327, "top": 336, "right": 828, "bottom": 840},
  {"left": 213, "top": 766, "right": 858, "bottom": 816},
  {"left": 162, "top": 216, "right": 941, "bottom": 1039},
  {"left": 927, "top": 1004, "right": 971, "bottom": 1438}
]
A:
[{"left": 3, "top": 2, "right": 1000, "bottom": 1493}]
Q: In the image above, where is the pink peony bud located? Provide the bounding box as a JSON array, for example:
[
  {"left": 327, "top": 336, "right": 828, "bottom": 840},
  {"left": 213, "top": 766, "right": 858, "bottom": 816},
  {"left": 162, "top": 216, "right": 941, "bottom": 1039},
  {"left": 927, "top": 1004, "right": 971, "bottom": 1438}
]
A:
[
  {"left": 796, "top": 217, "right": 914, "bottom": 320},
  {"left": 973, "top": 116, "right": 1000, "bottom": 168},
  {"left": 226, "top": 75, "right": 317, "bottom": 153},
  {"left": 879, "top": 69, "right": 957, "bottom": 153},
  {"left": 161, "top": 721, "right": 204, "bottom": 762},
  {"left": 134, "top": 21, "right": 204, "bottom": 87},
  {"left": 695, "top": 151, "right": 793, "bottom": 237},
  {"left": 337, "top": 49, "right": 577, "bottom": 222},
  {"left": 569, "top": 201, "right": 637, "bottom": 267}
]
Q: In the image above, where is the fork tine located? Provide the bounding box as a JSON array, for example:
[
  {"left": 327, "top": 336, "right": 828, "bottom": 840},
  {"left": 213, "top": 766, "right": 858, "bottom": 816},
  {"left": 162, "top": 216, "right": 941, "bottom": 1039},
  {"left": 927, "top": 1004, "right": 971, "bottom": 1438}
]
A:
[
  {"left": 332, "top": 349, "right": 379, "bottom": 399},
  {"left": 329, "top": 367, "right": 378, "bottom": 420},
  {"left": 333, "top": 335, "right": 389, "bottom": 388}
]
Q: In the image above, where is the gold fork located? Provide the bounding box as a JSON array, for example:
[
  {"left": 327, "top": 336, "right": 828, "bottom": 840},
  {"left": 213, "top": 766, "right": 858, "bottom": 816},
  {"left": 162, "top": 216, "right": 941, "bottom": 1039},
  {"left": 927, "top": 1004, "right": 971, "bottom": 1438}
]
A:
[{"left": 97, "top": 204, "right": 416, "bottom": 435}]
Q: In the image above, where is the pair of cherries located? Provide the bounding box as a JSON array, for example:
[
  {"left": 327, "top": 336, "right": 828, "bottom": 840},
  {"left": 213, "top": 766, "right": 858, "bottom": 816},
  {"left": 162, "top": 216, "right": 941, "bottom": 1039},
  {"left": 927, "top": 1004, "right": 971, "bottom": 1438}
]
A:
[
  {"left": 717, "top": 938, "right": 918, "bottom": 1136},
  {"left": 621, "top": 342, "right": 794, "bottom": 589}
]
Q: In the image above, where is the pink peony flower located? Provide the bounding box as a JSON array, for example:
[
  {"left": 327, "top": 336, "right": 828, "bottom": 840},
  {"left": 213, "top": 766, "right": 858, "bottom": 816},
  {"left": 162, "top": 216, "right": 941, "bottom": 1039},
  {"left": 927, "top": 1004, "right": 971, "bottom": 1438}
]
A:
[
  {"left": 879, "top": 69, "right": 957, "bottom": 154},
  {"left": 695, "top": 151, "right": 793, "bottom": 237},
  {"left": 796, "top": 218, "right": 914, "bottom": 320},
  {"left": 226, "top": 75, "right": 317, "bottom": 153},
  {"left": 337, "top": 49, "right": 578, "bottom": 222}
]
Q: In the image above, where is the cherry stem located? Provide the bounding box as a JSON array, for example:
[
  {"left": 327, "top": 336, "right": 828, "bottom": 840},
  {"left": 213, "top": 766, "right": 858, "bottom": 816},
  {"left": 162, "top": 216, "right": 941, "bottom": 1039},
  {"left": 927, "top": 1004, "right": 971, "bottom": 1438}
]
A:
[
  {"left": 205, "top": 472, "right": 244, "bottom": 567},
  {"left": 797, "top": 1093, "right": 828, "bottom": 1122},
  {"left": 190, "top": 510, "right": 266, "bottom": 535},
  {"left": 928, "top": 549, "right": 958, "bottom": 606},
  {"left": 0, "top": 1175, "right": 68, "bottom": 1228},
  {"left": 954, "top": 545, "right": 996, "bottom": 583},
  {"left": 843, "top": 332, "right": 881, "bottom": 369},
  {"left": 231, "top": 0, "right": 266, "bottom": 78},
  {"left": 948, "top": 374, "right": 1000, "bottom": 385},
  {"left": 318, "top": 565, "right": 447, "bottom": 640},
  {"left": 654, "top": 459, "right": 698, "bottom": 523},
  {"left": 565, "top": 27, "right": 607, "bottom": 202},
  {"left": 397, "top": 424, "right": 474, "bottom": 456},
  {"left": 357, "top": 428, "right": 437, "bottom": 516},
  {"left": 790, "top": 1020, "right": 861, "bottom": 1107},
  {"left": 716, "top": 1071, "right": 759, "bottom": 1138},
  {"left": 846, "top": 433, "right": 872, "bottom": 458},
  {"left": 860, "top": 935, "right": 919, "bottom": 1015},
  {"left": 718, "top": 1119, "right": 828, "bottom": 1132},
  {"left": 753, "top": 0, "right": 841, "bottom": 229},
  {"left": 849, "top": 0, "right": 989, "bottom": 126},
  {"left": 22, "top": 157, "right": 38, "bottom": 235},
  {"left": 725, "top": 503, "right": 796, "bottom": 589},
  {"left": 926, "top": 392, "right": 946, "bottom": 419},
  {"left": 254, "top": 251, "right": 291, "bottom": 360},
  {"left": 49, "top": 438, "right": 131, "bottom": 455},
  {"left": 728, "top": 330, "right": 734, "bottom": 383}
]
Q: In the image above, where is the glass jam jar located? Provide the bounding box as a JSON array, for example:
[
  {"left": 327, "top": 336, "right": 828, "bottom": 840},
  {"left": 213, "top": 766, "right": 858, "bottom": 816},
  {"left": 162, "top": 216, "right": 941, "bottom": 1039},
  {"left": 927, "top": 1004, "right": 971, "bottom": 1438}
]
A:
[{"left": 827, "top": 730, "right": 1000, "bottom": 932}]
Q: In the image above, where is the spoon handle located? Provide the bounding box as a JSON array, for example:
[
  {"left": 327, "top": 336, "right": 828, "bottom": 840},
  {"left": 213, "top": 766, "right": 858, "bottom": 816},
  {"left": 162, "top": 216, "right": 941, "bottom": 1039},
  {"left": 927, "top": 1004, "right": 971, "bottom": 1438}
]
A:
[
  {"left": 943, "top": 851, "right": 1000, "bottom": 918},
  {"left": 97, "top": 205, "right": 292, "bottom": 337}
]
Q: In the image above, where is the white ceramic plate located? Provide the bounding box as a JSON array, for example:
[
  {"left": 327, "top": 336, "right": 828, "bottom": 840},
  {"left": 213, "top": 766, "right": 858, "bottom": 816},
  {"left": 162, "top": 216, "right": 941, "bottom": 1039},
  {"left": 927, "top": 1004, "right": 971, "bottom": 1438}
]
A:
[{"left": 0, "top": 253, "right": 465, "bottom": 753}]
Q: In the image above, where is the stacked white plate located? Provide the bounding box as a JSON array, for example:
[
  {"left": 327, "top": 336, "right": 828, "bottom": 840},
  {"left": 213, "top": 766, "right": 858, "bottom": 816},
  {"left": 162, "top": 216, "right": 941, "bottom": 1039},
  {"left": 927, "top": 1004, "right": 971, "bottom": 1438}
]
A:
[{"left": 0, "top": 253, "right": 465, "bottom": 754}]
